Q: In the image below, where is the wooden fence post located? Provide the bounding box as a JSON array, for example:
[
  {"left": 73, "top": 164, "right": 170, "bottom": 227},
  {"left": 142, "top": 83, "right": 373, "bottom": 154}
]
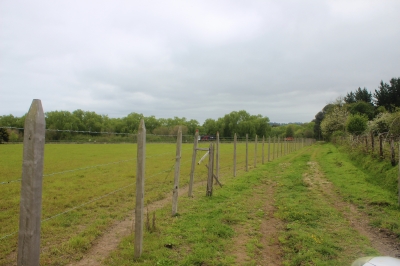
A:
[
  {"left": 254, "top": 135, "right": 257, "bottom": 168},
  {"left": 216, "top": 132, "right": 219, "bottom": 182},
  {"left": 134, "top": 119, "right": 146, "bottom": 258},
  {"left": 272, "top": 137, "right": 275, "bottom": 160},
  {"left": 246, "top": 134, "right": 249, "bottom": 172},
  {"left": 172, "top": 127, "right": 182, "bottom": 216},
  {"left": 17, "top": 99, "right": 45, "bottom": 266},
  {"left": 277, "top": 137, "right": 279, "bottom": 158},
  {"left": 379, "top": 135, "right": 383, "bottom": 158},
  {"left": 371, "top": 132, "right": 374, "bottom": 155},
  {"left": 233, "top": 133, "right": 237, "bottom": 177},
  {"left": 268, "top": 136, "right": 271, "bottom": 162},
  {"left": 390, "top": 135, "right": 395, "bottom": 166},
  {"left": 262, "top": 136, "right": 265, "bottom": 164},
  {"left": 283, "top": 139, "right": 285, "bottom": 156},
  {"left": 188, "top": 130, "right": 199, "bottom": 197},
  {"left": 206, "top": 143, "right": 214, "bottom": 196},
  {"left": 365, "top": 136, "right": 368, "bottom": 153}
]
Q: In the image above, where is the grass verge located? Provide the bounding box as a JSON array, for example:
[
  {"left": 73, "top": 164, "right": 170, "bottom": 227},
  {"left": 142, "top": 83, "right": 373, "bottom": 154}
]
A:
[{"left": 316, "top": 143, "right": 400, "bottom": 237}]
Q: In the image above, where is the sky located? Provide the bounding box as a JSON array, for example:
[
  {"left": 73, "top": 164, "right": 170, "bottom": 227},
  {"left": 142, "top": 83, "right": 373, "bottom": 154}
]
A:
[{"left": 1, "top": 0, "right": 400, "bottom": 124}]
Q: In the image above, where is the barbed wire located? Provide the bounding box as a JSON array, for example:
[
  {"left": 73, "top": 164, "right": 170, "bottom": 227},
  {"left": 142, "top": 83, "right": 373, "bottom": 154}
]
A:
[
  {"left": 0, "top": 161, "right": 194, "bottom": 241},
  {"left": 0, "top": 126, "right": 195, "bottom": 138},
  {"left": 0, "top": 146, "right": 194, "bottom": 185},
  {"left": 0, "top": 141, "right": 312, "bottom": 241}
]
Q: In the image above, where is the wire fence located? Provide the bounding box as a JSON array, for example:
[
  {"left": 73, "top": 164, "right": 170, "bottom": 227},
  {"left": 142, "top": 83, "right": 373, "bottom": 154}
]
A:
[
  {"left": 332, "top": 132, "right": 400, "bottom": 166},
  {"left": 0, "top": 129, "right": 313, "bottom": 265}
]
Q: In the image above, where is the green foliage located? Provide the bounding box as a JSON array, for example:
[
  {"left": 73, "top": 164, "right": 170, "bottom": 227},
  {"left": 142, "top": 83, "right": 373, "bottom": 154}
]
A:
[
  {"left": 320, "top": 106, "right": 348, "bottom": 139},
  {"left": 1, "top": 109, "right": 272, "bottom": 141},
  {"left": 285, "top": 125, "right": 294, "bottom": 138},
  {"left": 374, "top": 78, "right": 400, "bottom": 112},
  {"left": 345, "top": 87, "right": 372, "bottom": 104},
  {"left": 346, "top": 114, "right": 368, "bottom": 135},
  {"left": 313, "top": 104, "right": 334, "bottom": 140},
  {"left": 269, "top": 123, "right": 313, "bottom": 139},
  {"left": 347, "top": 101, "right": 375, "bottom": 120},
  {"left": 0, "top": 128, "right": 9, "bottom": 143},
  {"left": 202, "top": 110, "right": 271, "bottom": 138},
  {"left": 367, "top": 111, "right": 400, "bottom": 135}
]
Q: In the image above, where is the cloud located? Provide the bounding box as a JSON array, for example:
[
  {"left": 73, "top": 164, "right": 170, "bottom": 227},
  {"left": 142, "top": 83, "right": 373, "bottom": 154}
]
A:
[{"left": 1, "top": 0, "right": 400, "bottom": 124}]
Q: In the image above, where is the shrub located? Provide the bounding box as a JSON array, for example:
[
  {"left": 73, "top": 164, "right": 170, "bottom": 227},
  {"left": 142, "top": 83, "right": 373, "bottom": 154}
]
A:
[{"left": 346, "top": 114, "right": 368, "bottom": 135}]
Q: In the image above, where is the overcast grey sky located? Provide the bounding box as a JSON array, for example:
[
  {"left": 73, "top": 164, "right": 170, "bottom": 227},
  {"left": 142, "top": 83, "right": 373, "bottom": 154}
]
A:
[{"left": 1, "top": 0, "right": 399, "bottom": 123}]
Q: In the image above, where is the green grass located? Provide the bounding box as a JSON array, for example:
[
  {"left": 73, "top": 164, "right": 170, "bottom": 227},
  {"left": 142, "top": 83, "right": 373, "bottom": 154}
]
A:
[
  {"left": 270, "top": 150, "right": 378, "bottom": 265},
  {"left": 3, "top": 141, "right": 395, "bottom": 265},
  {"left": 0, "top": 141, "right": 283, "bottom": 265},
  {"left": 105, "top": 143, "right": 392, "bottom": 266},
  {"left": 315, "top": 143, "right": 400, "bottom": 237},
  {"left": 105, "top": 162, "right": 272, "bottom": 265}
]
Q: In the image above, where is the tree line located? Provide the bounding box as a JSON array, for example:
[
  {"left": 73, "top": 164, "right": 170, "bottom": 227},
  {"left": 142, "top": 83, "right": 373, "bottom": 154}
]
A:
[
  {"left": 0, "top": 109, "right": 315, "bottom": 143},
  {"left": 313, "top": 77, "right": 400, "bottom": 140}
]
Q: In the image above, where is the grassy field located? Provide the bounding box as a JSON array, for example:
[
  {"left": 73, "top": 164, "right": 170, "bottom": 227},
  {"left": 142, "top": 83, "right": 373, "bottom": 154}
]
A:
[
  {"left": 104, "top": 142, "right": 399, "bottom": 266},
  {"left": 5, "top": 140, "right": 395, "bottom": 265},
  {"left": 0, "top": 140, "right": 295, "bottom": 265}
]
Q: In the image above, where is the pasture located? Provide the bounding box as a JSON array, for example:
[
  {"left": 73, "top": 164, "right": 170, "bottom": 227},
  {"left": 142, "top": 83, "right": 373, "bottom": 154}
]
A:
[{"left": 0, "top": 140, "right": 282, "bottom": 265}]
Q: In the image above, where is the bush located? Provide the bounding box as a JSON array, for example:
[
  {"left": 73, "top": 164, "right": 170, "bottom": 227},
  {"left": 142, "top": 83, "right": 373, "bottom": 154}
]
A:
[
  {"left": 0, "top": 128, "right": 9, "bottom": 143},
  {"left": 346, "top": 114, "right": 368, "bottom": 135}
]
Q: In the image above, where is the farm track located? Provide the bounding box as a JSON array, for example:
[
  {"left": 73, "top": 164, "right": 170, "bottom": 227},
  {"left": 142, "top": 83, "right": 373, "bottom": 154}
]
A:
[
  {"left": 309, "top": 146, "right": 400, "bottom": 257},
  {"left": 69, "top": 181, "right": 206, "bottom": 266},
  {"left": 228, "top": 144, "right": 400, "bottom": 265},
  {"left": 228, "top": 179, "right": 283, "bottom": 266}
]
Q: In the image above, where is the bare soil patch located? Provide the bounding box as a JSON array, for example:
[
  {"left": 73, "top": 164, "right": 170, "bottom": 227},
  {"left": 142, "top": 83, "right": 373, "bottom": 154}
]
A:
[
  {"left": 228, "top": 179, "right": 283, "bottom": 266},
  {"left": 304, "top": 161, "right": 400, "bottom": 258},
  {"left": 257, "top": 182, "right": 283, "bottom": 266}
]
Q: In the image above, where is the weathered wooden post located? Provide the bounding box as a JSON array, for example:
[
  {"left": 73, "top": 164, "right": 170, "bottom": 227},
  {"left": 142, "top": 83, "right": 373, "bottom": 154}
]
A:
[
  {"left": 233, "top": 133, "right": 237, "bottom": 177},
  {"left": 246, "top": 134, "right": 249, "bottom": 172},
  {"left": 254, "top": 135, "right": 258, "bottom": 168},
  {"left": 390, "top": 135, "right": 396, "bottom": 166},
  {"left": 262, "top": 136, "right": 265, "bottom": 164},
  {"left": 206, "top": 143, "right": 214, "bottom": 196},
  {"left": 279, "top": 137, "right": 281, "bottom": 158},
  {"left": 134, "top": 119, "right": 146, "bottom": 258},
  {"left": 268, "top": 136, "right": 271, "bottom": 162},
  {"left": 272, "top": 137, "right": 275, "bottom": 160},
  {"left": 398, "top": 143, "right": 400, "bottom": 206},
  {"left": 216, "top": 132, "right": 220, "bottom": 182},
  {"left": 172, "top": 127, "right": 182, "bottom": 216},
  {"left": 18, "top": 99, "right": 45, "bottom": 266},
  {"left": 371, "top": 132, "right": 375, "bottom": 155},
  {"left": 188, "top": 130, "right": 199, "bottom": 197},
  {"left": 276, "top": 137, "right": 279, "bottom": 158},
  {"left": 365, "top": 136, "right": 368, "bottom": 153},
  {"left": 379, "top": 135, "right": 383, "bottom": 158},
  {"left": 282, "top": 139, "right": 289, "bottom": 156}
]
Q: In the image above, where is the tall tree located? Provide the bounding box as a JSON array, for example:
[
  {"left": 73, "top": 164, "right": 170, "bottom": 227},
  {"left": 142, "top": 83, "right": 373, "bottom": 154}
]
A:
[
  {"left": 374, "top": 78, "right": 400, "bottom": 112},
  {"left": 285, "top": 125, "right": 294, "bottom": 138},
  {"left": 354, "top": 87, "right": 372, "bottom": 103}
]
